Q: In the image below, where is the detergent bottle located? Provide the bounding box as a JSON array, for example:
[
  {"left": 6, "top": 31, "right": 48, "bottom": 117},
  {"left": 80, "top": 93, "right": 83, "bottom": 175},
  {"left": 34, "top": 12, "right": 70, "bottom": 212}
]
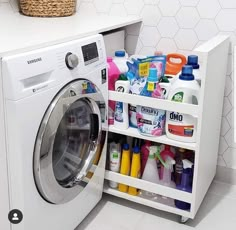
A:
[
  {"left": 114, "top": 79, "right": 130, "bottom": 130},
  {"left": 140, "top": 146, "right": 160, "bottom": 200},
  {"left": 118, "top": 144, "right": 131, "bottom": 193},
  {"left": 159, "top": 145, "right": 175, "bottom": 180},
  {"left": 128, "top": 146, "right": 141, "bottom": 196},
  {"left": 109, "top": 142, "right": 121, "bottom": 188},
  {"left": 140, "top": 140, "right": 151, "bottom": 176},
  {"left": 113, "top": 50, "right": 129, "bottom": 73},
  {"left": 166, "top": 65, "right": 200, "bottom": 142},
  {"left": 187, "top": 55, "right": 201, "bottom": 85},
  {"left": 174, "top": 148, "right": 186, "bottom": 185},
  {"left": 175, "top": 159, "right": 194, "bottom": 210},
  {"left": 107, "top": 57, "right": 120, "bottom": 125}
]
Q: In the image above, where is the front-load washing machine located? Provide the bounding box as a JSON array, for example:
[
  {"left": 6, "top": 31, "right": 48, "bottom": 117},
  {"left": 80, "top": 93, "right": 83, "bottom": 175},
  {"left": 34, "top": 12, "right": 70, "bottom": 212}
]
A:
[{"left": 1, "top": 34, "right": 108, "bottom": 230}]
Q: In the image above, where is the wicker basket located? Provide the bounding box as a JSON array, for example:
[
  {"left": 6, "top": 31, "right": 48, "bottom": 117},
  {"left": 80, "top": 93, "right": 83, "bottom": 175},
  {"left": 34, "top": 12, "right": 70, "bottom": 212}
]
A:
[{"left": 19, "top": 0, "right": 76, "bottom": 17}]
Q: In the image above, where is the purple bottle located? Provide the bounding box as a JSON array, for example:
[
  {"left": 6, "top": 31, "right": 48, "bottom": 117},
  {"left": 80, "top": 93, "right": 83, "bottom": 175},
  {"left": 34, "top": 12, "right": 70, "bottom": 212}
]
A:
[{"left": 175, "top": 159, "right": 194, "bottom": 210}]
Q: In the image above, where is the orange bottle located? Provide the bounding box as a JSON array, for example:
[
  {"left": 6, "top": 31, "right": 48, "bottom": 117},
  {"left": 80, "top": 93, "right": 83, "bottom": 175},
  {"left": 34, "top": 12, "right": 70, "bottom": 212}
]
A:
[{"left": 165, "top": 53, "right": 187, "bottom": 75}]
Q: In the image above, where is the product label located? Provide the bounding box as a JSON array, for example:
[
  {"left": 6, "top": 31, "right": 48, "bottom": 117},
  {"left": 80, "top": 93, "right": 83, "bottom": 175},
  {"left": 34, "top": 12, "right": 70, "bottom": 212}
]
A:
[
  {"left": 139, "top": 62, "right": 149, "bottom": 77},
  {"left": 169, "top": 112, "right": 183, "bottom": 122},
  {"left": 114, "top": 102, "right": 123, "bottom": 122},
  {"left": 172, "top": 92, "right": 184, "bottom": 102},
  {"left": 147, "top": 82, "right": 155, "bottom": 91},
  {"left": 129, "top": 104, "right": 137, "bottom": 128},
  {"left": 82, "top": 82, "right": 87, "bottom": 90},
  {"left": 136, "top": 106, "right": 166, "bottom": 136},
  {"left": 168, "top": 124, "right": 194, "bottom": 137}
]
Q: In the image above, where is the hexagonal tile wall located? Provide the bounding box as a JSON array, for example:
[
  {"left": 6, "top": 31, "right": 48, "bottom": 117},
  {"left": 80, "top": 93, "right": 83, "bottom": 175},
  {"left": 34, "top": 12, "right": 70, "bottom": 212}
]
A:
[
  {"left": 140, "top": 26, "right": 161, "bottom": 47},
  {"left": 175, "top": 29, "right": 198, "bottom": 50},
  {"left": 109, "top": 4, "right": 127, "bottom": 17},
  {"left": 197, "top": 0, "right": 221, "bottom": 19},
  {"left": 176, "top": 7, "right": 200, "bottom": 29},
  {"left": 159, "top": 0, "right": 180, "bottom": 16},
  {"left": 157, "top": 17, "right": 179, "bottom": 38},
  {"left": 124, "top": 0, "right": 144, "bottom": 15},
  {"left": 140, "top": 5, "right": 161, "bottom": 26},
  {"left": 94, "top": 0, "right": 112, "bottom": 13},
  {"left": 156, "top": 38, "right": 177, "bottom": 54},
  {"left": 195, "top": 19, "right": 218, "bottom": 41},
  {"left": 179, "top": 0, "right": 200, "bottom": 6}
]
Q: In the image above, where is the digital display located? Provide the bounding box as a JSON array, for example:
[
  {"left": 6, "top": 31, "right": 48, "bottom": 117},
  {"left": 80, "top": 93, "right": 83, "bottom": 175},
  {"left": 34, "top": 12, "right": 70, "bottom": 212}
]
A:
[{"left": 82, "top": 42, "right": 99, "bottom": 65}]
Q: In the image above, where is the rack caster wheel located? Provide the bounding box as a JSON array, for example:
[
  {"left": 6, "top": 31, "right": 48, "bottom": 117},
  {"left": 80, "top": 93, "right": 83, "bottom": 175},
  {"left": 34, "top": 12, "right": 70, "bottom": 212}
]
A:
[{"left": 179, "top": 216, "right": 189, "bottom": 224}]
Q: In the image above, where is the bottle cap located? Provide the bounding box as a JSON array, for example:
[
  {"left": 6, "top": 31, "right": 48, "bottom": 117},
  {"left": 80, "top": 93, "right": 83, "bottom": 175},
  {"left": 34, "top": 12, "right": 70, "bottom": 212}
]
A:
[
  {"left": 123, "top": 143, "right": 129, "bottom": 150},
  {"left": 133, "top": 146, "right": 140, "bottom": 154},
  {"left": 118, "top": 74, "right": 128, "bottom": 81},
  {"left": 148, "top": 68, "right": 158, "bottom": 82},
  {"left": 187, "top": 55, "right": 199, "bottom": 69},
  {"left": 115, "top": 50, "right": 126, "bottom": 57},
  {"left": 179, "top": 65, "right": 194, "bottom": 81},
  {"left": 107, "top": 57, "right": 113, "bottom": 62}
]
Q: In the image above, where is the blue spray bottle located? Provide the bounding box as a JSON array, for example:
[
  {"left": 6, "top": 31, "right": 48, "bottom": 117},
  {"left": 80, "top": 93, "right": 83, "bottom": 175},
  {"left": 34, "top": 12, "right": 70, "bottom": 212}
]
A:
[{"left": 175, "top": 159, "right": 194, "bottom": 210}]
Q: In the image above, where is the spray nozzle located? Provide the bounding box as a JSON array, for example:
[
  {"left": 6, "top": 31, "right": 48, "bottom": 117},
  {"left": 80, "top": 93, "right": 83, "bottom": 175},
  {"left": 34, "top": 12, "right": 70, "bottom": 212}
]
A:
[
  {"left": 183, "top": 159, "right": 193, "bottom": 169},
  {"left": 155, "top": 147, "right": 167, "bottom": 168},
  {"left": 165, "top": 156, "right": 176, "bottom": 172}
]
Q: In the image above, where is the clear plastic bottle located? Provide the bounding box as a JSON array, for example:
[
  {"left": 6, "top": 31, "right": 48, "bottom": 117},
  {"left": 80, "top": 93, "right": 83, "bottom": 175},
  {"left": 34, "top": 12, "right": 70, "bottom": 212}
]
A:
[{"left": 140, "top": 146, "right": 160, "bottom": 200}]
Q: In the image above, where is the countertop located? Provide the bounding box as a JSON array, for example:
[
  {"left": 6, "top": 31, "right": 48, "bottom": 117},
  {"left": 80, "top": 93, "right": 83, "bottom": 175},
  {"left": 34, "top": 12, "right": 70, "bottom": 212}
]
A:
[{"left": 0, "top": 12, "right": 141, "bottom": 56}]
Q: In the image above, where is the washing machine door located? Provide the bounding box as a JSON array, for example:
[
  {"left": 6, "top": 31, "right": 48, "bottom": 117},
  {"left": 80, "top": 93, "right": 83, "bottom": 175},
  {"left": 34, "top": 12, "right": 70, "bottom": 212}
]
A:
[{"left": 34, "top": 79, "right": 106, "bottom": 204}]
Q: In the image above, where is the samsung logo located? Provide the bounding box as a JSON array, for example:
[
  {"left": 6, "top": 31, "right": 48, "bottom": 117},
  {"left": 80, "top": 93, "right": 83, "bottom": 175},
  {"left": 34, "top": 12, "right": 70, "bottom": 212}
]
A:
[{"left": 27, "top": 57, "right": 42, "bottom": 64}]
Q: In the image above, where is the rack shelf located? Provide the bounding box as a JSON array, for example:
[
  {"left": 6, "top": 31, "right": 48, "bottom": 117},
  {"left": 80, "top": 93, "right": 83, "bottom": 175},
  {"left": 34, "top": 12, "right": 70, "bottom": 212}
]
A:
[
  {"left": 109, "top": 125, "right": 196, "bottom": 151},
  {"left": 109, "top": 91, "right": 199, "bottom": 117},
  {"left": 103, "top": 183, "right": 192, "bottom": 218}
]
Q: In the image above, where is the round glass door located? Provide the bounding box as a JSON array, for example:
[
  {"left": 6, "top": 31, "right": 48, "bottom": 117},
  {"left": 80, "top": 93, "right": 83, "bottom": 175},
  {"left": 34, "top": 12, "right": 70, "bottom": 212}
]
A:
[{"left": 34, "top": 80, "right": 105, "bottom": 204}]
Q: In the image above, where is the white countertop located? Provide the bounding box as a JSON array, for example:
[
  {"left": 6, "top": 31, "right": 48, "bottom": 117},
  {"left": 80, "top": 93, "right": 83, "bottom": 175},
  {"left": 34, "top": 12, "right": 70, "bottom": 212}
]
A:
[{"left": 0, "top": 12, "right": 141, "bottom": 56}]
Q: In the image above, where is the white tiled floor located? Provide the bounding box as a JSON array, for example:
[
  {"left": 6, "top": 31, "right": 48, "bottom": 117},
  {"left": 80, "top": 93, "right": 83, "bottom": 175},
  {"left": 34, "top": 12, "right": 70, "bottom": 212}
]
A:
[{"left": 76, "top": 181, "right": 236, "bottom": 230}]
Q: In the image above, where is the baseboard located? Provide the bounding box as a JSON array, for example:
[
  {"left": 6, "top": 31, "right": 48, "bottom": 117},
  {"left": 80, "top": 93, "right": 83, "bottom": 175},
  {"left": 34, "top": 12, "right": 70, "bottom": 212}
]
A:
[{"left": 215, "top": 165, "right": 236, "bottom": 185}]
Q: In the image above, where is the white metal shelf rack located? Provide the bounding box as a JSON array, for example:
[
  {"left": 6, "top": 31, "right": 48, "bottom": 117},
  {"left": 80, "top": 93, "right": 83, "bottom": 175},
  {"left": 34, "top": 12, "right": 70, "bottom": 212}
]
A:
[{"left": 103, "top": 35, "right": 230, "bottom": 221}]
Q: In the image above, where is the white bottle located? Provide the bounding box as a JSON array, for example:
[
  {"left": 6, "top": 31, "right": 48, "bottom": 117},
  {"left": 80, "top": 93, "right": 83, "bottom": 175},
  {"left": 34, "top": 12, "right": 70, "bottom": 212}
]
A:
[
  {"left": 140, "top": 146, "right": 160, "bottom": 200},
  {"left": 166, "top": 65, "right": 200, "bottom": 143},
  {"left": 159, "top": 156, "right": 176, "bottom": 206},
  {"left": 114, "top": 80, "right": 130, "bottom": 130},
  {"left": 109, "top": 142, "right": 121, "bottom": 188},
  {"left": 113, "top": 50, "right": 129, "bottom": 73}
]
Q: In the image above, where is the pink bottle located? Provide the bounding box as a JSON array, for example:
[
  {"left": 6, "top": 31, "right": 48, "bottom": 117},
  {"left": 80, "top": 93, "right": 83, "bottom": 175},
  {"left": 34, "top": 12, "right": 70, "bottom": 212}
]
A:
[
  {"left": 107, "top": 57, "right": 121, "bottom": 125},
  {"left": 160, "top": 145, "right": 175, "bottom": 180},
  {"left": 141, "top": 140, "right": 151, "bottom": 176}
]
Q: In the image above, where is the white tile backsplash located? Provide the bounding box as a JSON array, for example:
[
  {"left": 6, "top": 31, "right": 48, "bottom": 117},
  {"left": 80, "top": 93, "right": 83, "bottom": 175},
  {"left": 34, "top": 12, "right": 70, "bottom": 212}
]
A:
[{"left": 2, "top": 0, "right": 236, "bottom": 176}]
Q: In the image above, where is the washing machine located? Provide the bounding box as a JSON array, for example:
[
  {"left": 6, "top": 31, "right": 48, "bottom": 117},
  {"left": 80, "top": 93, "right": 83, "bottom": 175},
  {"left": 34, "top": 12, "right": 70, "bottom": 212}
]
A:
[{"left": 1, "top": 34, "right": 108, "bottom": 230}]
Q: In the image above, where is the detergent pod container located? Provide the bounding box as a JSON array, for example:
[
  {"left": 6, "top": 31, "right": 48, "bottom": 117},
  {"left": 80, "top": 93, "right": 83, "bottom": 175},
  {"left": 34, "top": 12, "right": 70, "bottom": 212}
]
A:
[
  {"left": 136, "top": 68, "right": 166, "bottom": 137},
  {"left": 166, "top": 65, "right": 200, "bottom": 143},
  {"left": 187, "top": 55, "right": 201, "bottom": 85},
  {"left": 175, "top": 159, "right": 194, "bottom": 210}
]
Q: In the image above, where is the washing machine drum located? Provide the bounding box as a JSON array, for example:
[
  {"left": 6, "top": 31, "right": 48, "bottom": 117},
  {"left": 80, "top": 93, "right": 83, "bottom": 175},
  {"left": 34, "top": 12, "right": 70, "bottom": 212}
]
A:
[{"left": 34, "top": 80, "right": 105, "bottom": 204}]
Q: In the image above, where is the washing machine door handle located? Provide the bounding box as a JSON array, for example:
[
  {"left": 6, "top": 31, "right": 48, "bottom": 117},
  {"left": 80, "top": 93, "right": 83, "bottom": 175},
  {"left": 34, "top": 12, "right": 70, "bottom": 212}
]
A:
[{"left": 69, "top": 111, "right": 102, "bottom": 187}]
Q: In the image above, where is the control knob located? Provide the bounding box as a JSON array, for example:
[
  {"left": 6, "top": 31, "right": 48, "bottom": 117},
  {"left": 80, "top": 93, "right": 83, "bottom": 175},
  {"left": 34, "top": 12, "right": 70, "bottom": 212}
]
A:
[{"left": 65, "top": 52, "right": 79, "bottom": 69}]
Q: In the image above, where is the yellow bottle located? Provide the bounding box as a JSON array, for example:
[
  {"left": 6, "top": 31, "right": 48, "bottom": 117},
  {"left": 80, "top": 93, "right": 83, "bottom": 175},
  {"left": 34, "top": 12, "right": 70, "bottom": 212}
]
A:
[
  {"left": 128, "top": 146, "right": 141, "bottom": 196},
  {"left": 118, "top": 144, "right": 131, "bottom": 193}
]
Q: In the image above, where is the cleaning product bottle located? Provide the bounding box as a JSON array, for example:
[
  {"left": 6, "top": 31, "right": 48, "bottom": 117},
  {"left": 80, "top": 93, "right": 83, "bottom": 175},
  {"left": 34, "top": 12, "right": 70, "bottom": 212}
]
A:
[
  {"left": 159, "top": 156, "right": 176, "bottom": 205},
  {"left": 140, "top": 140, "right": 151, "bottom": 176},
  {"left": 118, "top": 144, "right": 131, "bottom": 193},
  {"left": 160, "top": 145, "right": 175, "bottom": 180},
  {"left": 166, "top": 65, "right": 200, "bottom": 142},
  {"left": 136, "top": 68, "right": 166, "bottom": 137},
  {"left": 109, "top": 142, "right": 121, "bottom": 188},
  {"left": 174, "top": 148, "right": 185, "bottom": 185},
  {"left": 114, "top": 79, "right": 130, "bottom": 130},
  {"left": 128, "top": 146, "right": 141, "bottom": 196},
  {"left": 140, "top": 146, "right": 160, "bottom": 200},
  {"left": 107, "top": 57, "right": 121, "bottom": 125},
  {"left": 159, "top": 75, "right": 171, "bottom": 99},
  {"left": 175, "top": 159, "right": 194, "bottom": 210},
  {"left": 113, "top": 50, "right": 129, "bottom": 73},
  {"left": 187, "top": 55, "right": 200, "bottom": 85}
]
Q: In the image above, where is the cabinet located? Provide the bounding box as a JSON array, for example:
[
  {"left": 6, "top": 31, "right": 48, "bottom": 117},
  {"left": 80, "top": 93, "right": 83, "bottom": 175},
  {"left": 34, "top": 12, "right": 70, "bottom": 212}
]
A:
[{"left": 103, "top": 35, "right": 230, "bottom": 221}]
